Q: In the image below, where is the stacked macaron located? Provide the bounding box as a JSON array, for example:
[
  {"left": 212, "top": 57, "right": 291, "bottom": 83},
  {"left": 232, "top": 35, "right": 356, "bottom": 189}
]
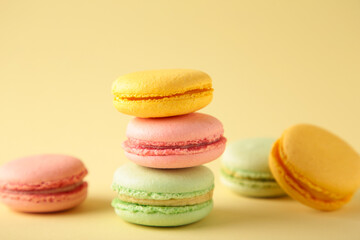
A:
[{"left": 111, "top": 69, "right": 226, "bottom": 226}]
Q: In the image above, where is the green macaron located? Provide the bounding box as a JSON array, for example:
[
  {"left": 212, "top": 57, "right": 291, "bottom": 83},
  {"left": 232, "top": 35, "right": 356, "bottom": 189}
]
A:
[
  {"left": 111, "top": 163, "right": 214, "bottom": 227},
  {"left": 220, "top": 138, "right": 285, "bottom": 198}
]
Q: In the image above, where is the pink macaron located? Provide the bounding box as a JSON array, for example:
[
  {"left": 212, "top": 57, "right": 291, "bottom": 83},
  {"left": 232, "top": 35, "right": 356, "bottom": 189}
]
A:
[
  {"left": 0, "top": 154, "right": 88, "bottom": 213},
  {"left": 123, "top": 112, "right": 227, "bottom": 169}
]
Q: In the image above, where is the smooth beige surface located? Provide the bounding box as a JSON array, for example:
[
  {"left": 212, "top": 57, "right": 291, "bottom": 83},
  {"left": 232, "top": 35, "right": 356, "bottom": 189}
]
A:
[{"left": 1, "top": 0, "right": 360, "bottom": 239}]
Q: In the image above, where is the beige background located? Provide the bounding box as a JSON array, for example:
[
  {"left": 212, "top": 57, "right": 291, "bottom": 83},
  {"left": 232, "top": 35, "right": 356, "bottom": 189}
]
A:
[{"left": 1, "top": 0, "right": 360, "bottom": 239}]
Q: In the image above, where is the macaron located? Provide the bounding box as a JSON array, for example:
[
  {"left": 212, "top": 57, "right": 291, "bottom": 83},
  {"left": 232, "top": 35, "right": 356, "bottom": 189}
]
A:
[
  {"left": 111, "top": 163, "right": 214, "bottom": 227},
  {"left": 220, "top": 138, "right": 286, "bottom": 198},
  {"left": 123, "top": 112, "right": 226, "bottom": 169},
  {"left": 112, "top": 69, "right": 213, "bottom": 118},
  {"left": 269, "top": 124, "right": 360, "bottom": 211},
  {"left": 0, "top": 154, "right": 88, "bottom": 213}
]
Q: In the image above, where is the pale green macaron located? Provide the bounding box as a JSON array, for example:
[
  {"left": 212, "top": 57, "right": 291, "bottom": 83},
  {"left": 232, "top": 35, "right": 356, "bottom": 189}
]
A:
[
  {"left": 111, "top": 163, "right": 214, "bottom": 227},
  {"left": 220, "top": 138, "right": 286, "bottom": 198}
]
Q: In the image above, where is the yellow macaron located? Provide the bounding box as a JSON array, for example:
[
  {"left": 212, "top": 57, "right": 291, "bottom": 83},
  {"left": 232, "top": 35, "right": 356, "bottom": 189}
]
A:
[
  {"left": 269, "top": 124, "right": 360, "bottom": 211},
  {"left": 111, "top": 69, "right": 213, "bottom": 118}
]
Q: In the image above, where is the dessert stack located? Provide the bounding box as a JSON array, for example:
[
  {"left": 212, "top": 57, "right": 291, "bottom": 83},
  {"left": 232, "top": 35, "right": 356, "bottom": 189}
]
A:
[{"left": 110, "top": 69, "right": 226, "bottom": 226}]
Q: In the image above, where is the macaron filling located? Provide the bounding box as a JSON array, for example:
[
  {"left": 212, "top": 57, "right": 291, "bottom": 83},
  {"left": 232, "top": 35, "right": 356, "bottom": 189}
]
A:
[
  {"left": 0, "top": 182, "right": 88, "bottom": 204},
  {"left": 116, "top": 190, "right": 213, "bottom": 206},
  {"left": 112, "top": 184, "right": 214, "bottom": 200},
  {"left": 112, "top": 184, "right": 214, "bottom": 208},
  {"left": 221, "top": 166, "right": 275, "bottom": 182},
  {"left": 0, "top": 181, "right": 87, "bottom": 195},
  {"left": 220, "top": 167, "right": 281, "bottom": 189},
  {"left": 114, "top": 88, "right": 213, "bottom": 102},
  {"left": 272, "top": 139, "right": 351, "bottom": 204},
  {"left": 0, "top": 169, "right": 88, "bottom": 191},
  {"left": 112, "top": 199, "right": 213, "bottom": 215},
  {"left": 123, "top": 136, "right": 226, "bottom": 156}
]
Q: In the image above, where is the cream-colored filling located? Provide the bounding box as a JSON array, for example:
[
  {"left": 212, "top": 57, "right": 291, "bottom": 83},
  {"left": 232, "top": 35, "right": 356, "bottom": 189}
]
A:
[{"left": 117, "top": 190, "right": 213, "bottom": 206}]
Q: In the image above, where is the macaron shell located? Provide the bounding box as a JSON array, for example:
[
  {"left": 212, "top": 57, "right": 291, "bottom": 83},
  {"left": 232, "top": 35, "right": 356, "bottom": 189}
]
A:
[
  {"left": 113, "top": 200, "right": 213, "bottom": 227},
  {"left": 113, "top": 163, "right": 214, "bottom": 193},
  {"left": 0, "top": 154, "right": 87, "bottom": 191},
  {"left": 126, "top": 113, "right": 223, "bottom": 143},
  {"left": 280, "top": 124, "right": 360, "bottom": 196},
  {"left": 113, "top": 93, "right": 212, "bottom": 118},
  {"left": 221, "top": 138, "right": 276, "bottom": 174},
  {"left": 125, "top": 142, "right": 226, "bottom": 168},
  {"left": 112, "top": 69, "right": 212, "bottom": 97},
  {"left": 1, "top": 183, "right": 88, "bottom": 212}
]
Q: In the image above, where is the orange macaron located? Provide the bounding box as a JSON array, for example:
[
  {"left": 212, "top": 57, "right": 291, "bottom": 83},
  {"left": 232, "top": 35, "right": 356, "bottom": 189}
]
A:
[{"left": 269, "top": 124, "right": 360, "bottom": 211}]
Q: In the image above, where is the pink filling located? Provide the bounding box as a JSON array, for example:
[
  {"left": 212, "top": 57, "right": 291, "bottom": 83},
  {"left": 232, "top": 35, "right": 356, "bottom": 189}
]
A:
[
  {"left": 0, "top": 169, "right": 88, "bottom": 191},
  {"left": 123, "top": 136, "right": 227, "bottom": 156},
  {"left": 0, "top": 182, "right": 87, "bottom": 196}
]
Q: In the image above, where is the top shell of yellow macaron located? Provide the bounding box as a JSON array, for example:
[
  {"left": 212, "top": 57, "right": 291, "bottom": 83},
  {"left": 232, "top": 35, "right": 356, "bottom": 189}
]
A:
[{"left": 112, "top": 69, "right": 213, "bottom": 118}]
